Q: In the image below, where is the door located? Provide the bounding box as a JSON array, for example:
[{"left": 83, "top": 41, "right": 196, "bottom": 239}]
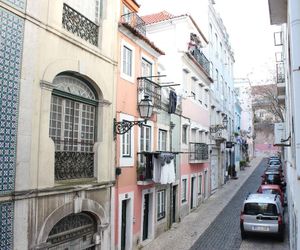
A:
[
  {"left": 121, "top": 200, "right": 127, "bottom": 250},
  {"left": 143, "top": 194, "right": 150, "bottom": 240},
  {"left": 172, "top": 186, "right": 177, "bottom": 223},
  {"left": 210, "top": 150, "right": 219, "bottom": 192},
  {"left": 190, "top": 177, "right": 196, "bottom": 209},
  {"left": 204, "top": 170, "right": 209, "bottom": 199}
]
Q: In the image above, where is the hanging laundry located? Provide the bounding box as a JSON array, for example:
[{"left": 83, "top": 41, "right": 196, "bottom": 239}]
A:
[{"left": 168, "top": 90, "right": 177, "bottom": 114}]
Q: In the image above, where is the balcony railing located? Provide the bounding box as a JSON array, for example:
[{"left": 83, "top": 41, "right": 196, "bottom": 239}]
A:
[
  {"left": 138, "top": 77, "right": 161, "bottom": 110},
  {"left": 189, "top": 143, "right": 209, "bottom": 163},
  {"left": 62, "top": 4, "right": 99, "bottom": 46},
  {"left": 190, "top": 48, "right": 211, "bottom": 76},
  {"left": 53, "top": 140, "right": 94, "bottom": 181},
  {"left": 276, "top": 63, "right": 285, "bottom": 83},
  {"left": 120, "top": 12, "right": 146, "bottom": 36}
]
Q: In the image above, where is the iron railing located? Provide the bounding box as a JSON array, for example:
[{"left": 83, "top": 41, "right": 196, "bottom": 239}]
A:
[
  {"left": 53, "top": 139, "right": 94, "bottom": 181},
  {"left": 190, "top": 48, "right": 211, "bottom": 76},
  {"left": 120, "top": 12, "right": 146, "bottom": 36},
  {"left": 276, "top": 63, "right": 285, "bottom": 83},
  {"left": 138, "top": 77, "right": 161, "bottom": 110},
  {"left": 62, "top": 4, "right": 99, "bottom": 46},
  {"left": 189, "top": 143, "right": 209, "bottom": 162}
]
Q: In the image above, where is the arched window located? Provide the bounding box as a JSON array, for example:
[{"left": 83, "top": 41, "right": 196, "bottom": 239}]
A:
[
  {"left": 49, "top": 75, "right": 98, "bottom": 181},
  {"left": 47, "top": 212, "right": 97, "bottom": 249}
]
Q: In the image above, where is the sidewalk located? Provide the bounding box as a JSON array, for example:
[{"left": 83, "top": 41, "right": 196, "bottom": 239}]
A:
[{"left": 142, "top": 157, "right": 263, "bottom": 250}]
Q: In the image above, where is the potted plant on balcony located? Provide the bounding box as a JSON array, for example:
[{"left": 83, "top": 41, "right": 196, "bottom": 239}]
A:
[{"left": 137, "top": 165, "right": 146, "bottom": 181}]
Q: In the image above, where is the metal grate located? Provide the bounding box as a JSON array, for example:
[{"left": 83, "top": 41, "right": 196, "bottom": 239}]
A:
[
  {"left": 62, "top": 4, "right": 99, "bottom": 46},
  {"left": 138, "top": 77, "right": 161, "bottom": 110},
  {"left": 120, "top": 12, "right": 146, "bottom": 36},
  {"left": 189, "top": 143, "right": 209, "bottom": 161}
]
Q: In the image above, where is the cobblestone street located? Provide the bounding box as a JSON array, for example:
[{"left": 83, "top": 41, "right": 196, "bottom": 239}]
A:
[{"left": 141, "top": 157, "right": 290, "bottom": 250}]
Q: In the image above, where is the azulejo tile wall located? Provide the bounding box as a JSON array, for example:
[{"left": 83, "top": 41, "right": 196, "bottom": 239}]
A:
[
  {"left": 0, "top": 202, "right": 14, "bottom": 250},
  {"left": 1, "top": 0, "right": 26, "bottom": 11},
  {"left": 0, "top": 7, "right": 24, "bottom": 194}
]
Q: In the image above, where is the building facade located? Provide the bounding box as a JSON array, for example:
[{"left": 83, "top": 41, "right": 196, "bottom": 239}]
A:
[
  {"left": 143, "top": 11, "right": 213, "bottom": 219},
  {"left": 0, "top": 0, "right": 118, "bottom": 249},
  {"left": 268, "top": 0, "right": 300, "bottom": 249}
]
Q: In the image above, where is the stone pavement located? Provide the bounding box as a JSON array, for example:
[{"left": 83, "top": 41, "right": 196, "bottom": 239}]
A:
[{"left": 141, "top": 157, "right": 263, "bottom": 250}]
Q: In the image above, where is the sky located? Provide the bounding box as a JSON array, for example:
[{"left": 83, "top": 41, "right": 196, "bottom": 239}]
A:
[
  {"left": 213, "top": 0, "right": 280, "bottom": 84},
  {"left": 138, "top": 0, "right": 281, "bottom": 85}
]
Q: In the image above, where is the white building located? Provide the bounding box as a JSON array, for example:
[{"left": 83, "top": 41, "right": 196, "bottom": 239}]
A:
[{"left": 268, "top": 0, "right": 300, "bottom": 249}]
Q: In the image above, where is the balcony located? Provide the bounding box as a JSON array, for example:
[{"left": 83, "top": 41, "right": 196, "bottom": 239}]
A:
[
  {"left": 62, "top": 4, "right": 99, "bottom": 46},
  {"left": 189, "top": 47, "right": 211, "bottom": 77},
  {"left": 276, "top": 63, "right": 285, "bottom": 84},
  {"left": 120, "top": 12, "right": 146, "bottom": 36},
  {"left": 54, "top": 140, "right": 94, "bottom": 181},
  {"left": 189, "top": 143, "right": 209, "bottom": 163},
  {"left": 138, "top": 77, "right": 161, "bottom": 110},
  {"left": 137, "top": 152, "right": 176, "bottom": 185}
]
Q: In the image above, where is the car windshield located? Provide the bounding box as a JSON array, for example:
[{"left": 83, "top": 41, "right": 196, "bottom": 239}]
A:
[
  {"left": 266, "top": 174, "right": 281, "bottom": 182},
  {"left": 262, "top": 189, "right": 280, "bottom": 195},
  {"left": 269, "top": 161, "right": 280, "bottom": 166},
  {"left": 244, "top": 202, "right": 278, "bottom": 216}
]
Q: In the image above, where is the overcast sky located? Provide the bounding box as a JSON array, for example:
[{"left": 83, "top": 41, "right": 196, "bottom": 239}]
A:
[
  {"left": 139, "top": 0, "right": 280, "bottom": 84},
  {"left": 214, "top": 0, "right": 280, "bottom": 83}
]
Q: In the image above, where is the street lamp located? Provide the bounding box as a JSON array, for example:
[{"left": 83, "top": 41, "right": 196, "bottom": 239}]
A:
[
  {"left": 209, "top": 115, "right": 228, "bottom": 134},
  {"left": 114, "top": 96, "right": 153, "bottom": 137}
]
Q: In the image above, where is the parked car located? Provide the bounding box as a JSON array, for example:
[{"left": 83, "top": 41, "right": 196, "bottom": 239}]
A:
[
  {"left": 240, "top": 193, "right": 284, "bottom": 241},
  {"left": 261, "top": 170, "right": 285, "bottom": 188},
  {"left": 265, "top": 165, "right": 283, "bottom": 173},
  {"left": 257, "top": 184, "right": 285, "bottom": 206}
]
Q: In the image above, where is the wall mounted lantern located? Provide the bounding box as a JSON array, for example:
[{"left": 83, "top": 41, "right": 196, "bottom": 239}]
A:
[
  {"left": 209, "top": 115, "right": 228, "bottom": 134},
  {"left": 114, "top": 96, "right": 153, "bottom": 137}
]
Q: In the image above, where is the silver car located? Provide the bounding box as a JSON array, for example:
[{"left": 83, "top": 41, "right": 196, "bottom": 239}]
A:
[{"left": 240, "top": 193, "right": 284, "bottom": 241}]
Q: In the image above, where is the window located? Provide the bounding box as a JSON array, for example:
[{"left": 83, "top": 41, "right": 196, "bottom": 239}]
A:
[
  {"left": 158, "top": 129, "right": 167, "bottom": 151},
  {"left": 122, "top": 4, "right": 131, "bottom": 22},
  {"left": 122, "top": 45, "right": 133, "bottom": 76},
  {"left": 198, "top": 175, "right": 202, "bottom": 195},
  {"left": 198, "top": 84, "right": 203, "bottom": 104},
  {"left": 182, "top": 125, "right": 188, "bottom": 144},
  {"left": 215, "top": 69, "right": 219, "bottom": 90},
  {"left": 122, "top": 126, "right": 131, "bottom": 157},
  {"left": 49, "top": 75, "right": 97, "bottom": 180},
  {"left": 141, "top": 58, "right": 153, "bottom": 77},
  {"left": 191, "top": 129, "right": 197, "bottom": 143},
  {"left": 157, "top": 190, "right": 166, "bottom": 220},
  {"left": 182, "top": 69, "right": 189, "bottom": 93},
  {"left": 181, "top": 179, "right": 187, "bottom": 203},
  {"left": 139, "top": 125, "right": 151, "bottom": 163}
]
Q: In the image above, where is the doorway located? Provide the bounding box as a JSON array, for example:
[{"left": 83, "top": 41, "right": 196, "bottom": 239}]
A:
[
  {"left": 191, "top": 176, "right": 196, "bottom": 209},
  {"left": 141, "top": 189, "right": 154, "bottom": 242},
  {"left": 172, "top": 185, "right": 177, "bottom": 223}
]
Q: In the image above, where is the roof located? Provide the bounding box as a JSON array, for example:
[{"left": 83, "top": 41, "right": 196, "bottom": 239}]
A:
[
  {"left": 119, "top": 22, "right": 165, "bottom": 55},
  {"left": 142, "top": 11, "right": 178, "bottom": 25},
  {"left": 245, "top": 193, "right": 278, "bottom": 203},
  {"left": 142, "top": 11, "right": 208, "bottom": 44},
  {"left": 260, "top": 184, "right": 281, "bottom": 190}
]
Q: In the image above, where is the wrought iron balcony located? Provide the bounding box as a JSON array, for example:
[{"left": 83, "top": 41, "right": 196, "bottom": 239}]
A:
[
  {"left": 276, "top": 63, "right": 285, "bottom": 83},
  {"left": 138, "top": 77, "right": 161, "bottom": 110},
  {"left": 54, "top": 140, "right": 94, "bottom": 181},
  {"left": 120, "top": 12, "right": 146, "bottom": 36},
  {"left": 190, "top": 48, "right": 211, "bottom": 76},
  {"left": 137, "top": 154, "right": 154, "bottom": 185},
  {"left": 62, "top": 4, "right": 99, "bottom": 46},
  {"left": 189, "top": 143, "right": 209, "bottom": 163}
]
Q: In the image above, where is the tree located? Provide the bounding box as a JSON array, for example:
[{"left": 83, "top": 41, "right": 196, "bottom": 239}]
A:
[{"left": 251, "top": 84, "right": 284, "bottom": 122}]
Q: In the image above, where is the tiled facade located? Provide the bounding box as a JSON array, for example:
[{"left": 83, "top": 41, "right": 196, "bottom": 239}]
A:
[
  {"left": 2, "top": 0, "right": 26, "bottom": 10},
  {"left": 0, "top": 7, "right": 24, "bottom": 194},
  {"left": 0, "top": 5, "right": 24, "bottom": 249},
  {"left": 0, "top": 202, "right": 14, "bottom": 250}
]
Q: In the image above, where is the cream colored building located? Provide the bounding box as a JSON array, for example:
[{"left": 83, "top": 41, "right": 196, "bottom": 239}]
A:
[{"left": 0, "top": 0, "right": 118, "bottom": 249}]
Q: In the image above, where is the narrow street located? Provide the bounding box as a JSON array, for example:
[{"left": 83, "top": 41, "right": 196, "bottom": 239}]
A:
[{"left": 190, "top": 158, "right": 289, "bottom": 250}]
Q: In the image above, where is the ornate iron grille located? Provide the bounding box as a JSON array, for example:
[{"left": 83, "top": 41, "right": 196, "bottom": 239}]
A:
[
  {"left": 138, "top": 77, "right": 161, "bottom": 110},
  {"left": 120, "top": 12, "right": 146, "bottom": 36},
  {"left": 47, "top": 213, "right": 96, "bottom": 245},
  {"left": 54, "top": 140, "right": 94, "bottom": 180},
  {"left": 62, "top": 4, "right": 99, "bottom": 46},
  {"left": 189, "top": 143, "right": 209, "bottom": 161},
  {"left": 190, "top": 48, "right": 211, "bottom": 76}
]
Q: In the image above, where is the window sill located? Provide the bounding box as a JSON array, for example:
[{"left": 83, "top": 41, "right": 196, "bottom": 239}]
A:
[{"left": 55, "top": 178, "right": 97, "bottom": 186}]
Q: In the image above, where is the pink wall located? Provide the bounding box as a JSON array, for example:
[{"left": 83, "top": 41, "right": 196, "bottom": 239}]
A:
[{"left": 182, "top": 99, "right": 210, "bottom": 127}]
